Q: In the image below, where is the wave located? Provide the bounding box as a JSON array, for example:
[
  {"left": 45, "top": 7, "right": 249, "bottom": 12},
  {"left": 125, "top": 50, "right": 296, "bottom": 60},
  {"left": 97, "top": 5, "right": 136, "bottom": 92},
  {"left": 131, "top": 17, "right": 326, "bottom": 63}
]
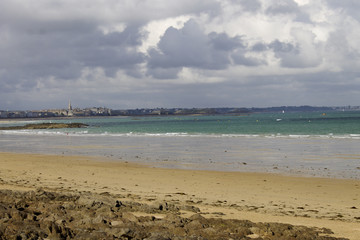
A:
[{"left": 1, "top": 129, "right": 360, "bottom": 139}]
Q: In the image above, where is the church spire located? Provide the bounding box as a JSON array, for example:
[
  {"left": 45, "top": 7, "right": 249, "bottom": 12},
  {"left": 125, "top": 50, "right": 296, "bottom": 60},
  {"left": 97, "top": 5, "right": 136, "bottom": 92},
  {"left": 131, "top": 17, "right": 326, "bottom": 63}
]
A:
[{"left": 68, "top": 100, "right": 72, "bottom": 111}]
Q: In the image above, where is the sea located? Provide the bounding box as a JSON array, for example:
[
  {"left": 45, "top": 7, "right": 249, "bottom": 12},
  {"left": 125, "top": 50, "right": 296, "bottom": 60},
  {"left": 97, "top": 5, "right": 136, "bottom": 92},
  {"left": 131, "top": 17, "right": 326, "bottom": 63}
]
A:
[{"left": 1, "top": 111, "right": 360, "bottom": 179}]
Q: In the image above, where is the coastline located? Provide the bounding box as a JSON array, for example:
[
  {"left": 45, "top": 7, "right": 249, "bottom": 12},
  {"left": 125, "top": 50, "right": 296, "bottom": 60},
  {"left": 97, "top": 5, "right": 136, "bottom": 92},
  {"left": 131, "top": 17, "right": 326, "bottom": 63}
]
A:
[{"left": 1, "top": 152, "right": 359, "bottom": 239}]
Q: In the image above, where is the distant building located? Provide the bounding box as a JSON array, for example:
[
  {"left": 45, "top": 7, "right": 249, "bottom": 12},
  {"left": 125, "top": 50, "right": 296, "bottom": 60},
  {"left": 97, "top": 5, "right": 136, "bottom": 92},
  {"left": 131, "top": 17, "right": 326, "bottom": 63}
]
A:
[
  {"left": 67, "top": 100, "right": 73, "bottom": 116},
  {"left": 68, "top": 100, "right": 72, "bottom": 111}
]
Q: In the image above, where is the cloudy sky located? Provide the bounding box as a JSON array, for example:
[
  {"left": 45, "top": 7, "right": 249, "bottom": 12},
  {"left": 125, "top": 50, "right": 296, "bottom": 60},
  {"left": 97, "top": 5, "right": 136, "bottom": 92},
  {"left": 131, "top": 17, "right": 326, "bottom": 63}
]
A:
[{"left": 1, "top": 0, "right": 360, "bottom": 110}]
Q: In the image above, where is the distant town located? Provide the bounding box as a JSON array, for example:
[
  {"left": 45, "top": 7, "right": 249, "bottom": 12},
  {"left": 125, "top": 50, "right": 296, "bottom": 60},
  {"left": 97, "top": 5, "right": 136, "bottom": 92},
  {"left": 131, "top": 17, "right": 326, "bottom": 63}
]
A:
[{"left": 1, "top": 101, "right": 360, "bottom": 119}]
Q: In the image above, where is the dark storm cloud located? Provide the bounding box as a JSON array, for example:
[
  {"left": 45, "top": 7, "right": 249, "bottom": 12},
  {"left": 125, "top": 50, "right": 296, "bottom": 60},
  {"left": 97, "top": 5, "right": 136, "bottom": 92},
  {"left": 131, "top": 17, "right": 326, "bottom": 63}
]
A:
[
  {"left": 231, "top": 49, "right": 265, "bottom": 66},
  {"left": 147, "top": 20, "right": 231, "bottom": 78},
  {"left": 79, "top": 27, "right": 145, "bottom": 69},
  {"left": 251, "top": 43, "right": 268, "bottom": 52},
  {"left": 0, "top": 21, "right": 146, "bottom": 93},
  {"left": 147, "top": 19, "right": 263, "bottom": 78},
  {"left": 269, "top": 40, "right": 297, "bottom": 53},
  {"left": 209, "top": 32, "right": 244, "bottom": 51}
]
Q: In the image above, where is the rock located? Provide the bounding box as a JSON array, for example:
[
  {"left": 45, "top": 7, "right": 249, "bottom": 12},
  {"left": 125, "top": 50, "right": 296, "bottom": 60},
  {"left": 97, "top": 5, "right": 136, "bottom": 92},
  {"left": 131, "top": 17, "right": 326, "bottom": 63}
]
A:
[
  {"left": 78, "top": 216, "right": 93, "bottom": 226},
  {"left": 92, "top": 215, "right": 108, "bottom": 225},
  {"left": 105, "top": 227, "right": 132, "bottom": 238},
  {"left": 110, "top": 220, "right": 124, "bottom": 226},
  {"left": 151, "top": 201, "right": 168, "bottom": 211},
  {"left": 189, "top": 213, "right": 207, "bottom": 222},
  {"left": 202, "top": 227, "right": 216, "bottom": 234},
  {"left": 171, "top": 227, "right": 186, "bottom": 237},
  {"left": 250, "top": 226, "right": 261, "bottom": 235},
  {"left": 55, "top": 219, "right": 66, "bottom": 225},
  {"left": 115, "top": 200, "right": 122, "bottom": 207},
  {"left": 163, "top": 213, "right": 184, "bottom": 226},
  {"left": 0, "top": 189, "right": 347, "bottom": 240},
  {"left": 185, "top": 220, "right": 204, "bottom": 230},
  {"left": 179, "top": 204, "right": 200, "bottom": 213},
  {"left": 0, "top": 123, "right": 88, "bottom": 130},
  {"left": 121, "top": 212, "right": 138, "bottom": 222},
  {"left": 146, "top": 232, "right": 172, "bottom": 240}
]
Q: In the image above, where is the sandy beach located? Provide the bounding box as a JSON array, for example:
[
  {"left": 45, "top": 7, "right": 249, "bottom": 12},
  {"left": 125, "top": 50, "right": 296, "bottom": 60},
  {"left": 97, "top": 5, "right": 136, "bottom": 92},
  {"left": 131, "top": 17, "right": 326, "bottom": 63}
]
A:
[{"left": 0, "top": 152, "right": 359, "bottom": 239}]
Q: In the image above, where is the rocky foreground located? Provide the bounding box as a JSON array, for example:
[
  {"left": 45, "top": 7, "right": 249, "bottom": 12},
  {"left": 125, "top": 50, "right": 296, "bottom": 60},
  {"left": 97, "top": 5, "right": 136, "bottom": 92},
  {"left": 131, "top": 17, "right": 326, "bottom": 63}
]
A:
[
  {"left": 0, "top": 123, "right": 88, "bottom": 130},
  {"left": 0, "top": 189, "right": 347, "bottom": 240}
]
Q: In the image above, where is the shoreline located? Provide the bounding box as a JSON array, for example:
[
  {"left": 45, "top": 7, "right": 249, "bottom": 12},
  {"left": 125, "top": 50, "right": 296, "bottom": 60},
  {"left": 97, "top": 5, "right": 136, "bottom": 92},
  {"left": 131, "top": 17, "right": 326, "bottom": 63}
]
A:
[
  {"left": 1, "top": 152, "right": 359, "bottom": 239},
  {"left": 1, "top": 133, "right": 359, "bottom": 180}
]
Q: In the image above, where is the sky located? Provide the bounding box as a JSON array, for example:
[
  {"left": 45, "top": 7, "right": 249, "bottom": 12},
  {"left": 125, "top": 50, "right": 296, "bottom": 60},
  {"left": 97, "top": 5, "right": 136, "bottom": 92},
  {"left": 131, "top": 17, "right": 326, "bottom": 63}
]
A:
[{"left": 1, "top": 0, "right": 360, "bottom": 110}]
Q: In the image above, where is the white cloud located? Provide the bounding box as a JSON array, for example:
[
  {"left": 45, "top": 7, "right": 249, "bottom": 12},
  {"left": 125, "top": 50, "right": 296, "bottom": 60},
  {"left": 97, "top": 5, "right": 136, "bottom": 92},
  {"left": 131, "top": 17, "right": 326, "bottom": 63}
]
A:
[{"left": 294, "top": 0, "right": 310, "bottom": 6}]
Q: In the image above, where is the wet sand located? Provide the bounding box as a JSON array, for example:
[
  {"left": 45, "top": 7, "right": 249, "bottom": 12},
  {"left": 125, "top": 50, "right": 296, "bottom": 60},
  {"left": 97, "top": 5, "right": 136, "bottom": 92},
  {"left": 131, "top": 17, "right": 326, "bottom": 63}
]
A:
[{"left": 0, "top": 152, "right": 359, "bottom": 239}]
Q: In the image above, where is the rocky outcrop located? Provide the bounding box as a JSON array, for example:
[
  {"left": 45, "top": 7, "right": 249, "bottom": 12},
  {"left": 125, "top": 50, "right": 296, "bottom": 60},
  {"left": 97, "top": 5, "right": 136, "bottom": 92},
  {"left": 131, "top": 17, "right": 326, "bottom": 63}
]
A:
[
  {"left": 0, "top": 189, "right": 347, "bottom": 240},
  {"left": 0, "top": 122, "right": 88, "bottom": 130}
]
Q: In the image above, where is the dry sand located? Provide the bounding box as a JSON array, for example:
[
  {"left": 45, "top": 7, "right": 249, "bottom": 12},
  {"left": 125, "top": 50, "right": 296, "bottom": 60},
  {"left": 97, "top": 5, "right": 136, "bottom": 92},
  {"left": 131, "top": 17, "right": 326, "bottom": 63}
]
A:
[{"left": 0, "top": 152, "right": 359, "bottom": 239}]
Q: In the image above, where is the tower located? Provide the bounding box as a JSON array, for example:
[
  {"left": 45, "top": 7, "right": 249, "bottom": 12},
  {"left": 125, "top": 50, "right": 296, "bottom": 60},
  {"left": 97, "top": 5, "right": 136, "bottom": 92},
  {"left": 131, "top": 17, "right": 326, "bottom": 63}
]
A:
[{"left": 67, "top": 100, "right": 73, "bottom": 116}]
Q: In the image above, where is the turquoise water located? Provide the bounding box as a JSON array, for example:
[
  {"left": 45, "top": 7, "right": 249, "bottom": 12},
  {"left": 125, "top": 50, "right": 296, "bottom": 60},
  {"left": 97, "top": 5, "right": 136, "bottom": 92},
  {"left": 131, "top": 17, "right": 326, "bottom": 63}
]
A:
[
  {"left": 1, "top": 111, "right": 360, "bottom": 179},
  {"left": 75, "top": 111, "right": 360, "bottom": 136},
  {"left": 2, "top": 111, "right": 359, "bottom": 137}
]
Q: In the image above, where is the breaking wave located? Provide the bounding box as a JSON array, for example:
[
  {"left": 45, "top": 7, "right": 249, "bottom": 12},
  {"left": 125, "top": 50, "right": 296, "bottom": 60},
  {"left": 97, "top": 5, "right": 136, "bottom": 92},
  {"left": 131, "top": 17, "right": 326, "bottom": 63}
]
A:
[{"left": 1, "top": 129, "right": 360, "bottom": 139}]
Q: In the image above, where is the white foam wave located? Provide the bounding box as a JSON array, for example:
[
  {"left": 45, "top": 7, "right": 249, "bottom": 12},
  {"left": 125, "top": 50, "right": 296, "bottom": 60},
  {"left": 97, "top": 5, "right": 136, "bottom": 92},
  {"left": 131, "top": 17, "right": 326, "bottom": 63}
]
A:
[{"left": 1, "top": 129, "right": 360, "bottom": 139}]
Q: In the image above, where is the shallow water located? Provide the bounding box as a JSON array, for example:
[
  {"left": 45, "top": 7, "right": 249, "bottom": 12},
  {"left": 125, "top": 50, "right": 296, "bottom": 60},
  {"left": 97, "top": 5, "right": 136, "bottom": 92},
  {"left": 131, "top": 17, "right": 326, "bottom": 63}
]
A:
[{"left": 1, "top": 133, "right": 359, "bottom": 179}]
